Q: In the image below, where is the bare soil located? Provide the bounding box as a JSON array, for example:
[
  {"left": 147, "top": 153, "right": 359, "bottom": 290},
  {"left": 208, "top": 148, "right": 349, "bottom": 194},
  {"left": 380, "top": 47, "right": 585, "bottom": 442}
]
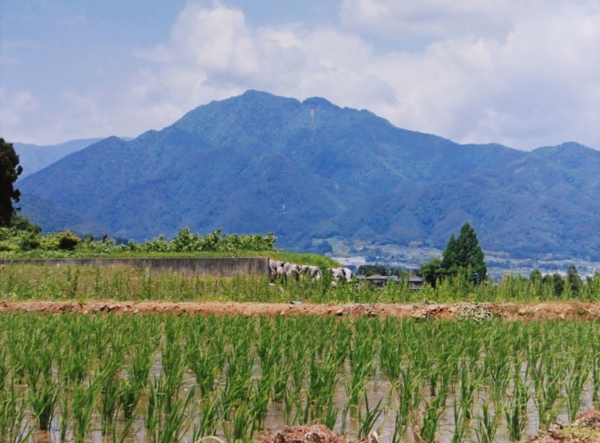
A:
[
  {"left": 260, "top": 424, "right": 377, "bottom": 443},
  {"left": 527, "top": 409, "right": 600, "bottom": 442},
  {"left": 259, "top": 411, "right": 600, "bottom": 443},
  {"left": 1, "top": 300, "right": 600, "bottom": 320}
]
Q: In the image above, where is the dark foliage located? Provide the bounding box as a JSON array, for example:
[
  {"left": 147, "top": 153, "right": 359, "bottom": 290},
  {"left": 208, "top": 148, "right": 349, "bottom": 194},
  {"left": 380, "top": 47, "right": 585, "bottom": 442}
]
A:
[
  {"left": 419, "top": 223, "right": 487, "bottom": 286},
  {"left": 0, "top": 138, "right": 23, "bottom": 226}
]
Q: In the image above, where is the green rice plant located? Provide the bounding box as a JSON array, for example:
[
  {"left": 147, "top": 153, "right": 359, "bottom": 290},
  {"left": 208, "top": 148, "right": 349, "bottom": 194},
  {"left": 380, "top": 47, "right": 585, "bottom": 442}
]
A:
[
  {"left": 25, "top": 344, "right": 60, "bottom": 432},
  {"left": 358, "top": 392, "right": 384, "bottom": 440},
  {"left": 28, "top": 378, "right": 60, "bottom": 432},
  {"left": 379, "top": 318, "right": 404, "bottom": 383},
  {"left": 158, "top": 386, "right": 196, "bottom": 443},
  {"left": 161, "top": 317, "right": 187, "bottom": 413},
  {"left": 250, "top": 374, "right": 274, "bottom": 431},
  {"left": 390, "top": 403, "right": 408, "bottom": 443},
  {"left": 474, "top": 402, "right": 499, "bottom": 443},
  {"left": 483, "top": 329, "right": 511, "bottom": 406},
  {"left": 145, "top": 375, "right": 163, "bottom": 441},
  {"left": 72, "top": 380, "right": 100, "bottom": 443},
  {"left": 186, "top": 341, "right": 220, "bottom": 397},
  {"left": 0, "top": 357, "right": 7, "bottom": 392},
  {"left": 0, "top": 381, "right": 32, "bottom": 443},
  {"left": 451, "top": 398, "right": 467, "bottom": 443},
  {"left": 532, "top": 353, "right": 566, "bottom": 431},
  {"left": 97, "top": 353, "right": 126, "bottom": 434},
  {"left": 304, "top": 350, "right": 340, "bottom": 423},
  {"left": 504, "top": 365, "right": 529, "bottom": 441},
  {"left": 393, "top": 366, "right": 421, "bottom": 442},
  {"left": 146, "top": 373, "right": 196, "bottom": 443},
  {"left": 192, "top": 396, "right": 222, "bottom": 440},
  {"left": 323, "top": 395, "right": 339, "bottom": 431},
  {"left": 225, "top": 400, "right": 254, "bottom": 443},
  {"left": 120, "top": 342, "right": 153, "bottom": 420},
  {"left": 58, "top": 391, "right": 69, "bottom": 443},
  {"left": 564, "top": 352, "right": 590, "bottom": 422},
  {"left": 418, "top": 378, "right": 449, "bottom": 443},
  {"left": 346, "top": 321, "right": 376, "bottom": 415},
  {"left": 221, "top": 336, "right": 254, "bottom": 417},
  {"left": 591, "top": 339, "right": 600, "bottom": 409},
  {"left": 458, "top": 359, "right": 482, "bottom": 421}
]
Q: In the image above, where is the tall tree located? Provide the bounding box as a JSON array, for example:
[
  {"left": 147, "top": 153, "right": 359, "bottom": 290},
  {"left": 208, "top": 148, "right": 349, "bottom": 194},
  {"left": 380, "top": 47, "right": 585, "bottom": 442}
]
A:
[
  {"left": 0, "top": 138, "right": 23, "bottom": 226},
  {"left": 566, "top": 265, "right": 582, "bottom": 294},
  {"left": 442, "top": 222, "right": 487, "bottom": 284}
]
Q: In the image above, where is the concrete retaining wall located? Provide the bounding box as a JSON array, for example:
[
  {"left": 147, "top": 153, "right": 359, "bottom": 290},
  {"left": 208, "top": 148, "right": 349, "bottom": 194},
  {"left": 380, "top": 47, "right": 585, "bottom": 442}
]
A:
[{"left": 0, "top": 257, "right": 270, "bottom": 277}]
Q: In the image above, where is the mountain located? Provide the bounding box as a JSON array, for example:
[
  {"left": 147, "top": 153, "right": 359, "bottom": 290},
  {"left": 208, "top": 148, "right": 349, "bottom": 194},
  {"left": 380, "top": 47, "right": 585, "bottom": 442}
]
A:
[
  {"left": 18, "top": 90, "right": 600, "bottom": 260},
  {"left": 15, "top": 138, "right": 103, "bottom": 178}
]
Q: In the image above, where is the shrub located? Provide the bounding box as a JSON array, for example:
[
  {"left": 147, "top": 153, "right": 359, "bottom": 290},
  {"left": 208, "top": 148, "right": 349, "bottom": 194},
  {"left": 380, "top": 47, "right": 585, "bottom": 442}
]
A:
[{"left": 54, "top": 231, "right": 80, "bottom": 250}]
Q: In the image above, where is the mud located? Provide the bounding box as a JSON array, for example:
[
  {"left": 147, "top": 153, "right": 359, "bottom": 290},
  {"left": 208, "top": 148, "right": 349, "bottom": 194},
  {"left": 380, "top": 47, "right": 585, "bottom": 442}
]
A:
[
  {"left": 260, "top": 424, "right": 378, "bottom": 443},
  {"left": 1, "top": 300, "right": 600, "bottom": 320},
  {"left": 527, "top": 409, "right": 600, "bottom": 443}
]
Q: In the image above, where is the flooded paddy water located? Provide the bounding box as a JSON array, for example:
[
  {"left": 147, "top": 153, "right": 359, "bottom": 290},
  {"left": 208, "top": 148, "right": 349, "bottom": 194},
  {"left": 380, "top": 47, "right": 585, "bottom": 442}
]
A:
[{"left": 1, "top": 307, "right": 600, "bottom": 442}]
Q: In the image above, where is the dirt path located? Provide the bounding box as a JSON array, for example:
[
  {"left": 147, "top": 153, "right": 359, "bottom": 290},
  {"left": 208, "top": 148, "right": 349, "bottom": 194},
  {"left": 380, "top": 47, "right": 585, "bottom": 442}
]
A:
[{"left": 2, "top": 300, "right": 600, "bottom": 320}]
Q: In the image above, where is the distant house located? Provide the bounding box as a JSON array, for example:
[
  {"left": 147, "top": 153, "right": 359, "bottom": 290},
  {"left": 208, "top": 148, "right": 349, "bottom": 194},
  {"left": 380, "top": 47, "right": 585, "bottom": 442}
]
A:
[
  {"left": 365, "top": 274, "right": 389, "bottom": 287},
  {"left": 364, "top": 274, "right": 423, "bottom": 290},
  {"left": 409, "top": 276, "right": 424, "bottom": 290}
]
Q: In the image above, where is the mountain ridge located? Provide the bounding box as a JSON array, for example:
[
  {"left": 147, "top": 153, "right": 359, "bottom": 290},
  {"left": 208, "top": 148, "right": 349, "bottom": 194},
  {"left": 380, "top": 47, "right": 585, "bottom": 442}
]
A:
[{"left": 17, "top": 90, "right": 600, "bottom": 260}]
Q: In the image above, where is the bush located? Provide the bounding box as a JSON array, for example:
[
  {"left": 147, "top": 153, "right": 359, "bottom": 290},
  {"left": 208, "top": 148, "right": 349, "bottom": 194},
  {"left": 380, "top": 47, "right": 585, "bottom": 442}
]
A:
[
  {"left": 54, "top": 231, "right": 80, "bottom": 250},
  {"left": 19, "top": 232, "right": 41, "bottom": 251}
]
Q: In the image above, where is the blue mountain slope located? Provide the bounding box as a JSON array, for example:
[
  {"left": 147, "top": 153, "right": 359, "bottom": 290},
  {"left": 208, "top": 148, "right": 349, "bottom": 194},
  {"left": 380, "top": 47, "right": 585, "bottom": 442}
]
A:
[{"left": 18, "top": 91, "right": 600, "bottom": 259}]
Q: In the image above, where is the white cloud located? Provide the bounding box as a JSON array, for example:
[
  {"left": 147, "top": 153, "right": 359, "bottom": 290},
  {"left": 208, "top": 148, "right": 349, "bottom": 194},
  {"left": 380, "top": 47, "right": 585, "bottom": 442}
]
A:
[
  {"left": 3, "top": 0, "right": 600, "bottom": 150},
  {"left": 124, "top": 0, "right": 600, "bottom": 150}
]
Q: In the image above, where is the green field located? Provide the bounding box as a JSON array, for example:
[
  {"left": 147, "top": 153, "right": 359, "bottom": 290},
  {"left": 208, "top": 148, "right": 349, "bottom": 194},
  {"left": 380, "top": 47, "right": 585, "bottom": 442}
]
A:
[
  {"left": 1, "top": 263, "right": 599, "bottom": 304},
  {"left": 1, "top": 313, "right": 600, "bottom": 442}
]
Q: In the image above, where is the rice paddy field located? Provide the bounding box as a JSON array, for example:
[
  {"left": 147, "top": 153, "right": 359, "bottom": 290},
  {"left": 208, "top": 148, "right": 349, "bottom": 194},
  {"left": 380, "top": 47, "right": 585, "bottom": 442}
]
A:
[{"left": 1, "top": 263, "right": 600, "bottom": 443}]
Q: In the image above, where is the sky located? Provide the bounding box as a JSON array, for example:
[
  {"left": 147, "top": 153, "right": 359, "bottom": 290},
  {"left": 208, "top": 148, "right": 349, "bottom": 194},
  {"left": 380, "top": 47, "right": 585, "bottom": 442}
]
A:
[{"left": 2, "top": 0, "right": 600, "bottom": 151}]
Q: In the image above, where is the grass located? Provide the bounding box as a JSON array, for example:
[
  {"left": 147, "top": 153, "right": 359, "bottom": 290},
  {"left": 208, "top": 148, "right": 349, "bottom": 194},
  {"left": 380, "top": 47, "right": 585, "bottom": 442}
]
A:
[{"left": 1, "top": 262, "right": 599, "bottom": 303}]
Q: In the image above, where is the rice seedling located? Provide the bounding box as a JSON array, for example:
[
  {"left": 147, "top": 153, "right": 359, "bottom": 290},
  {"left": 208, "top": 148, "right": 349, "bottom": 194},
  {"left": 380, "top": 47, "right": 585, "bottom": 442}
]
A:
[
  {"left": 418, "top": 375, "right": 449, "bottom": 443},
  {"left": 474, "top": 402, "right": 499, "bottom": 443},
  {"left": 227, "top": 400, "right": 254, "bottom": 443},
  {"left": 192, "top": 396, "right": 222, "bottom": 440},
  {"left": 346, "top": 321, "right": 376, "bottom": 415},
  {"left": 0, "top": 382, "right": 32, "bottom": 443},
  {"left": 3, "top": 308, "right": 600, "bottom": 443},
  {"left": 357, "top": 392, "right": 384, "bottom": 440},
  {"left": 159, "top": 386, "right": 196, "bottom": 443},
  {"left": 304, "top": 351, "right": 340, "bottom": 424},
  {"left": 451, "top": 399, "right": 467, "bottom": 443},
  {"left": 120, "top": 342, "right": 154, "bottom": 420},
  {"left": 457, "top": 359, "right": 482, "bottom": 421},
  {"left": 25, "top": 344, "right": 60, "bottom": 432},
  {"left": 593, "top": 353, "right": 600, "bottom": 409},
  {"left": 504, "top": 364, "right": 529, "bottom": 441},
  {"left": 532, "top": 353, "right": 566, "bottom": 431},
  {"left": 71, "top": 380, "right": 100, "bottom": 443},
  {"left": 564, "top": 353, "right": 590, "bottom": 422}
]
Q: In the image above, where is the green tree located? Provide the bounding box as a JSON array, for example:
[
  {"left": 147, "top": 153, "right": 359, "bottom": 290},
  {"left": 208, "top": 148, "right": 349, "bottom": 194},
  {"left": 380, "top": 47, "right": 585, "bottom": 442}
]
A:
[
  {"left": 0, "top": 138, "right": 23, "bottom": 226},
  {"left": 565, "top": 265, "right": 582, "bottom": 294},
  {"left": 418, "top": 257, "right": 443, "bottom": 288},
  {"left": 441, "top": 234, "right": 459, "bottom": 277},
  {"left": 442, "top": 223, "right": 487, "bottom": 284},
  {"left": 529, "top": 269, "right": 542, "bottom": 282}
]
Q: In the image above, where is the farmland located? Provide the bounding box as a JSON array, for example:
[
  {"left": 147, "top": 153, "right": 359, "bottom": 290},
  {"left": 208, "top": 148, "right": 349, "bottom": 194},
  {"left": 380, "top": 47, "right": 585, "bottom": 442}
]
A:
[{"left": 1, "top": 264, "right": 600, "bottom": 442}]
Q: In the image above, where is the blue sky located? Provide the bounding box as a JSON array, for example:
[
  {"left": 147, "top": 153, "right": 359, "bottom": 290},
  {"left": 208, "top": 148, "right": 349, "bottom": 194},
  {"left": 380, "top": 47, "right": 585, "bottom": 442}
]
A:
[{"left": 2, "top": 0, "right": 600, "bottom": 151}]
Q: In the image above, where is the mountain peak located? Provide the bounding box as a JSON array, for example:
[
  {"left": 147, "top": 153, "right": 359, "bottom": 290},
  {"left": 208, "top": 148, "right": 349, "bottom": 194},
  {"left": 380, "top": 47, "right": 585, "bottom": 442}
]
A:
[
  {"left": 302, "top": 96, "right": 334, "bottom": 108},
  {"left": 18, "top": 90, "right": 600, "bottom": 261}
]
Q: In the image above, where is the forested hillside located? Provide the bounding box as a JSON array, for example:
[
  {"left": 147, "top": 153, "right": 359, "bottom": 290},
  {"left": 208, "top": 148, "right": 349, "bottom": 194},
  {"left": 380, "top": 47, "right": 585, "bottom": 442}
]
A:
[{"left": 18, "top": 91, "right": 600, "bottom": 260}]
